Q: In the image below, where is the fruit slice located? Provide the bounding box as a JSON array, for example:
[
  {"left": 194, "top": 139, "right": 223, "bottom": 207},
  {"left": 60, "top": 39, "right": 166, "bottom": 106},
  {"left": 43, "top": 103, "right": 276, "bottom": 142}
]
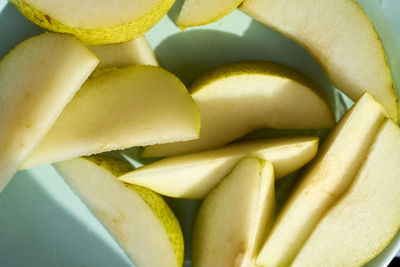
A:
[
  {"left": 240, "top": 0, "right": 398, "bottom": 121},
  {"left": 177, "top": 0, "right": 244, "bottom": 28},
  {"left": 120, "top": 136, "right": 318, "bottom": 199},
  {"left": 292, "top": 119, "right": 400, "bottom": 267},
  {"left": 10, "top": 0, "right": 175, "bottom": 45},
  {"left": 88, "top": 36, "right": 159, "bottom": 69},
  {"left": 143, "top": 61, "right": 334, "bottom": 157},
  {"left": 192, "top": 157, "right": 275, "bottom": 267},
  {"left": 21, "top": 66, "right": 200, "bottom": 169},
  {"left": 0, "top": 33, "right": 98, "bottom": 193},
  {"left": 256, "top": 92, "right": 388, "bottom": 267},
  {"left": 53, "top": 156, "right": 184, "bottom": 267}
]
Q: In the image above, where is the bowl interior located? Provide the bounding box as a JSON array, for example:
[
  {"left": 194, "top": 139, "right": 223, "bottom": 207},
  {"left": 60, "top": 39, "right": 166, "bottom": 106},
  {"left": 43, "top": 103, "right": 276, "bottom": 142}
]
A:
[{"left": 0, "top": 0, "right": 399, "bottom": 266}]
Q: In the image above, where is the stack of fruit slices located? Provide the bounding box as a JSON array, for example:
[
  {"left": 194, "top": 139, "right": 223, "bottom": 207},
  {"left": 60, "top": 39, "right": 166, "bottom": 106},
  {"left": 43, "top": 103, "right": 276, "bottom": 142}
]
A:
[{"left": 1, "top": 0, "right": 400, "bottom": 266}]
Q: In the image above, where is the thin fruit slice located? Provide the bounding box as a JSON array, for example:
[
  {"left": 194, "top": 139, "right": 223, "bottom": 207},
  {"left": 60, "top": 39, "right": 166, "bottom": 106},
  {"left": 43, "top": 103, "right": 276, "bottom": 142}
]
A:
[
  {"left": 0, "top": 33, "right": 98, "bottom": 193},
  {"left": 192, "top": 157, "right": 275, "bottom": 267},
  {"left": 143, "top": 61, "right": 334, "bottom": 157},
  {"left": 21, "top": 66, "right": 200, "bottom": 169},
  {"left": 256, "top": 92, "right": 388, "bottom": 267},
  {"left": 292, "top": 119, "right": 400, "bottom": 267},
  {"left": 88, "top": 36, "right": 159, "bottom": 69},
  {"left": 54, "top": 156, "right": 184, "bottom": 267},
  {"left": 240, "top": 0, "right": 398, "bottom": 121},
  {"left": 177, "top": 0, "right": 244, "bottom": 28},
  {"left": 120, "top": 136, "right": 318, "bottom": 199},
  {"left": 10, "top": 0, "right": 175, "bottom": 45}
]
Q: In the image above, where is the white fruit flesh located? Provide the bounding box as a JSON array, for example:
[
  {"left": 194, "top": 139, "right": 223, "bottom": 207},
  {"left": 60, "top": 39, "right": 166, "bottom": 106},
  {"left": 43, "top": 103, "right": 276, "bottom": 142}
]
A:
[
  {"left": 0, "top": 33, "right": 98, "bottom": 193},
  {"left": 256, "top": 93, "right": 388, "bottom": 267},
  {"left": 10, "top": 0, "right": 175, "bottom": 45},
  {"left": 18, "top": 0, "right": 167, "bottom": 28},
  {"left": 192, "top": 157, "right": 275, "bottom": 267},
  {"left": 120, "top": 137, "right": 318, "bottom": 199},
  {"left": 88, "top": 36, "right": 159, "bottom": 69},
  {"left": 292, "top": 119, "right": 400, "bottom": 267},
  {"left": 54, "top": 156, "right": 183, "bottom": 267},
  {"left": 177, "top": 0, "right": 244, "bottom": 28},
  {"left": 240, "top": 0, "right": 398, "bottom": 121},
  {"left": 21, "top": 66, "right": 200, "bottom": 169},
  {"left": 143, "top": 61, "right": 334, "bottom": 157}
]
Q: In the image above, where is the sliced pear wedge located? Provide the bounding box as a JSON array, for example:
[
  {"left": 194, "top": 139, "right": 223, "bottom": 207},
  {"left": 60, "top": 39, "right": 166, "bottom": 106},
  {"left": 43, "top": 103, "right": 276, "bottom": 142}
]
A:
[
  {"left": 177, "top": 0, "right": 244, "bottom": 28},
  {"left": 21, "top": 66, "right": 200, "bottom": 169},
  {"left": 143, "top": 61, "right": 334, "bottom": 157},
  {"left": 10, "top": 0, "right": 175, "bottom": 45},
  {"left": 292, "top": 119, "right": 400, "bottom": 267},
  {"left": 255, "top": 92, "right": 388, "bottom": 267},
  {"left": 240, "top": 0, "right": 398, "bottom": 121},
  {"left": 192, "top": 157, "right": 275, "bottom": 267},
  {"left": 54, "top": 156, "right": 184, "bottom": 267},
  {"left": 88, "top": 36, "right": 159, "bottom": 69},
  {"left": 0, "top": 33, "right": 98, "bottom": 193},
  {"left": 120, "top": 137, "right": 317, "bottom": 199}
]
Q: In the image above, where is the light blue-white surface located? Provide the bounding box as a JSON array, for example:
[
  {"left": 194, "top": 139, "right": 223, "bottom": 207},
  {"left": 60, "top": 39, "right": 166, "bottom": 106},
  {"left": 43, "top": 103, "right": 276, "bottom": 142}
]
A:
[{"left": 0, "top": 0, "right": 400, "bottom": 266}]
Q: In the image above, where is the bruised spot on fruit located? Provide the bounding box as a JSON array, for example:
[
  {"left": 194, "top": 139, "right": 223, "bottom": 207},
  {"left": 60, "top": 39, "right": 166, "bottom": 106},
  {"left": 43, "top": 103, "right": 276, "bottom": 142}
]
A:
[
  {"left": 44, "top": 14, "right": 52, "bottom": 25},
  {"left": 233, "top": 241, "right": 248, "bottom": 267}
]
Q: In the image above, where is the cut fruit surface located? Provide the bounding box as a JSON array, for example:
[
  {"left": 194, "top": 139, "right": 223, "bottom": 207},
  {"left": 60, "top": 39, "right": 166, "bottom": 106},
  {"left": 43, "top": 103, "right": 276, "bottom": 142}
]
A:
[
  {"left": 240, "top": 0, "right": 398, "bottom": 121},
  {"left": 88, "top": 36, "right": 158, "bottom": 69},
  {"left": 21, "top": 66, "right": 200, "bottom": 169},
  {"left": 292, "top": 119, "right": 400, "bottom": 267},
  {"left": 0, "top": 33, "right": 98, "bottom": 193},
  {"left": 143, "top": 61, "right": 334, "bottom": 157},
  {"left": 256, "top": 92, "right": 388, "bottom": 267},
  {"left": 120, "top": 137, "right": 318, "bottom": 199},
  {"left": 192, "top": 157, "right": 275, "bottom": 267},
  {"left": 177, "top": 0, "right": 244, "bottom": 28},
  {"left": 10, "top": 0, "right": 175, "bottom": 45},
  {"left": 54, "top": 156, "right": 184, "bottom": 267}
]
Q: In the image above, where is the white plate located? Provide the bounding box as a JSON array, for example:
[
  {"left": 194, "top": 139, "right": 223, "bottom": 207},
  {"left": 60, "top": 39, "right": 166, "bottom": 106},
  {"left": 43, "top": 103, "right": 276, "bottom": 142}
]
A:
[{"left": 0, "top": 0, "right": 400, "bottom": 266}]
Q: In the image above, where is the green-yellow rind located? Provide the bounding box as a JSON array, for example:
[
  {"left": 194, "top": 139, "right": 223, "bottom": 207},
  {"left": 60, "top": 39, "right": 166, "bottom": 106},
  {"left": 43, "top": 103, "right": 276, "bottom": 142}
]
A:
[
  {"left": 10, "top": 0, "right": 175, "bottom": 45},
  {"left": 82, "top": 156, "right": 184, "bottom": 266},
  {"left": 126, "top": 184, "right": 185, "bottom": 266},
  {"left": 177, "top": 0, "right": 244, "bottom": 29},
  {"left": 190, "top": 61, "right": 335, "bottom": 123}
]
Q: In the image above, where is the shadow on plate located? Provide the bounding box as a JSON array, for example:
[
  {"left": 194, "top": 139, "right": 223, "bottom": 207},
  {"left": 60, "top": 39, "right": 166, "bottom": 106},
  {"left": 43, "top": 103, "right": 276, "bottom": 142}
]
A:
[
  {"left": 0, "top": 169, "right": 134, "bottom": 267},
  {"left": 0, "top": 3, "right": 43, "bottom": 59}
]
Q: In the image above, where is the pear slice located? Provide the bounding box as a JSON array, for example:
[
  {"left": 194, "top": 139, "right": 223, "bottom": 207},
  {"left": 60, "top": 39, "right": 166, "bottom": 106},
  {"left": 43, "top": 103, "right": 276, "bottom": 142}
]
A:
[
  {"left": 143, "top": 61, "right": 334, "bottom": 157},
  {"left": 256, "top": 92, "right": 388, "bottom": 267},
  {"left": 240, "top": 0, "right": 398, "bottom": 121},
  {"left": 192, "top": 157, "right": 275, "bottom": 267},
  {"left": 21, "top": 66, "right": 200, "bottom": 169},
  {"left": 120, "top": 136, "right": 318, "bottom": 199},
  {"left": 53, "top": 156, "right": 184, "bottom": 267},
  {"left": 292, "top": 119, "right": 400, "bottom": 267},
  {"left": 88, "top": 36, "right": 159, "bottom": 69},
  {"left": 177, "top": 0, "right": 244, "bottom": 28},
  {"left": 0, "top": 33, "right": 98, "bottom": 193},
  {"left": 10, "top": 0, "right": 175, "bottom": 45}
]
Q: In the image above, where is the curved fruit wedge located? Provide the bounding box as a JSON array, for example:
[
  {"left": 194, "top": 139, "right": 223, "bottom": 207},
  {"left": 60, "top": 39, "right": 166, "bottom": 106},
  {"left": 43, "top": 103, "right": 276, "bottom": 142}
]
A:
[
  {"left": 240, "top": 0, "right": 398, "bottom": 121},
  {"left": 256, "top": 93, "right": 388, "bottom": 267},
  {"left": 120, "top": 136, "right": 318, "bottom": 199},
  {"left": 143, "top": 61, "right": 334, "bottom": 157},
  {"left": 177, "top": 0, "right": 243, "bottom": 28},
  {"left": 54, "top": 156, "right": 184, "bottom": 267},
  {"left": 21, "top": 66, "right": 200, "bottom": 169},
  {"left": 292, "top": 120, "right": 400, "bottom": 267},
  {"left": 88, "top": 36, "right": 159, "bottom": 69},
  {"left": 10, "top": 0, "right": 175, "bottom": 45},
  {"left": 0, "top": 33, "right": 98, "bottom": 193},
  {"left": 192, "top": 157, "right": 275, "bottom": 267}
]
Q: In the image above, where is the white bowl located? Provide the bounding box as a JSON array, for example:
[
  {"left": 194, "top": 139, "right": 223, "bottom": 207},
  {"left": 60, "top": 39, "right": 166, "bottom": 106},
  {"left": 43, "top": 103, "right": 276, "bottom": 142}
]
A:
[{"left": 0, "top": 0, "right": 399, "bottom": 266}]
